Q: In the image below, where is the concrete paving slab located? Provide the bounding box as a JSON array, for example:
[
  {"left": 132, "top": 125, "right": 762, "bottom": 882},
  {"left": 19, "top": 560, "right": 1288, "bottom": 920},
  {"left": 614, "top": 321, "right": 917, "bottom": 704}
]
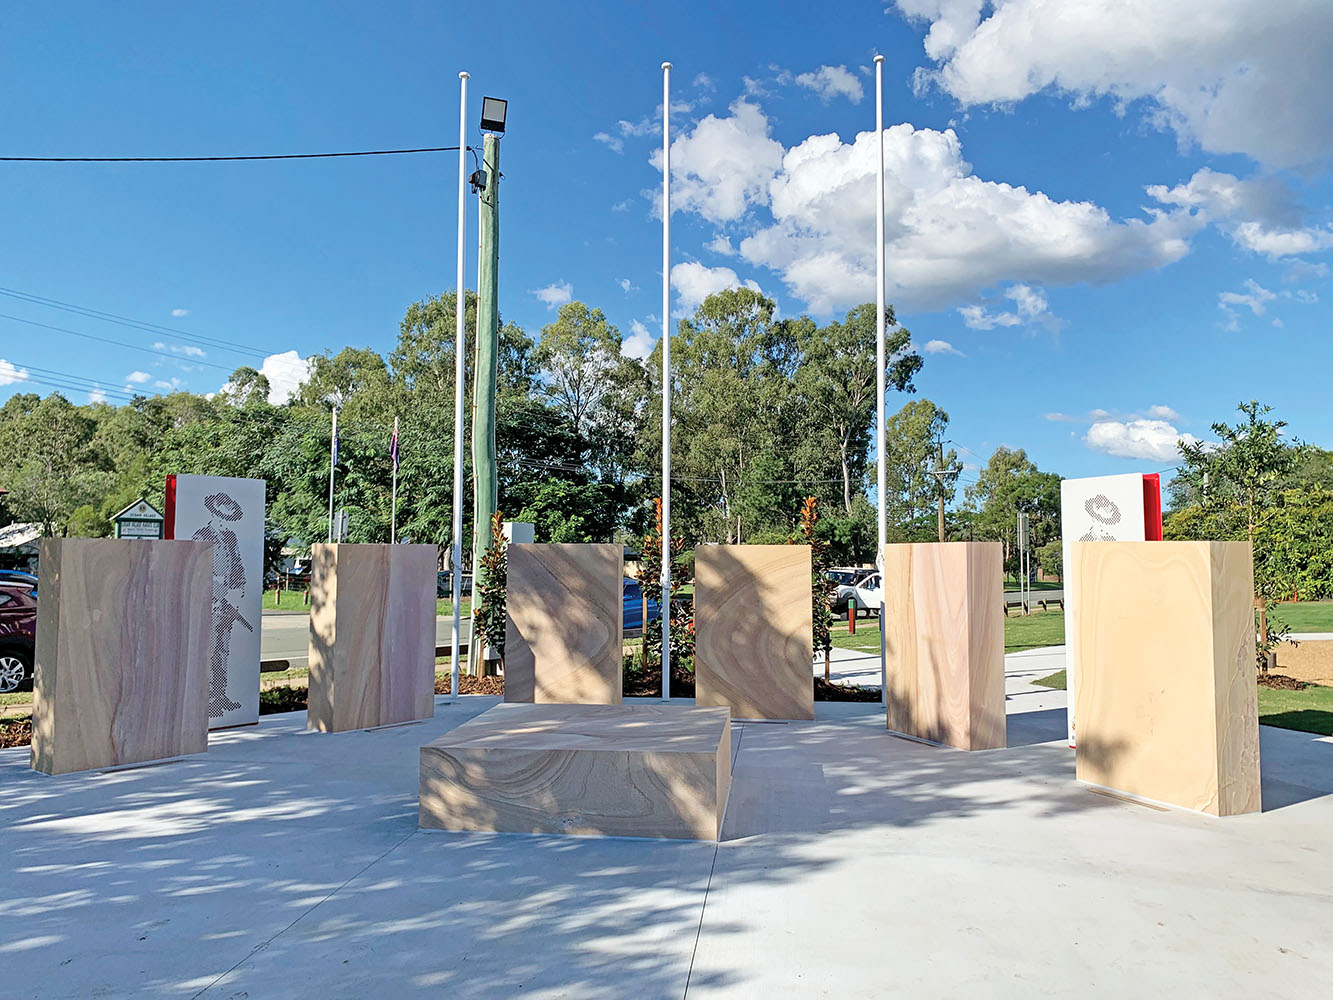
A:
[{"left": 2, "top": 655, "right": 1331, "bottom": 999}]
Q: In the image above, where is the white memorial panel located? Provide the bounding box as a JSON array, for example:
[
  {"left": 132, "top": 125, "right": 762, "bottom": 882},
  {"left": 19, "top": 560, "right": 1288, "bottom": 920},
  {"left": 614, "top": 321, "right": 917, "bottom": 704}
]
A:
[
  {"left": 1061, "top": 473, "right": 1149, "bottom": 746},
  {"left": 168, "top": 474, "right": 266, "bottom": 729}
]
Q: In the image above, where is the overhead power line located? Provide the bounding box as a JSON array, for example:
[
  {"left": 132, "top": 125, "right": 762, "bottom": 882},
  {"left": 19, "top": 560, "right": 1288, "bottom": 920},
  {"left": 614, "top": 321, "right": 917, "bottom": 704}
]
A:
[
  {"left": 0, "top": 287, "right": 268, "bottom": 358},
  {"left": 3, "top": 362, "right": 143, "bottom": 404},
  {"left": 0, "top": 312, "right": 234, "bottom": 371},
  {"left": 0, "top": 146, "right": 473, "bottom": 163}
]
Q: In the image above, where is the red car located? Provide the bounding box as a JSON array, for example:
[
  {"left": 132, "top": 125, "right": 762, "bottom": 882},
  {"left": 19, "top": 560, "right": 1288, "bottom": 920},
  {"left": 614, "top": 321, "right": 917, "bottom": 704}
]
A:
[{"left": 0, "top": 580, "right": 36, "bottom": 693}]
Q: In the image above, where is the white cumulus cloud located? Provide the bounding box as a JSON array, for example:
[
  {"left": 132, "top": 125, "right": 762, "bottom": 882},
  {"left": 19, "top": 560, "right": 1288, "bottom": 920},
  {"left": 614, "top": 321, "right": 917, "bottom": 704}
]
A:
[
  {"left": 532, "top": 280, "right": 573, "bottom": 309},
  {"left": 124, "top": 370, "right": 151, "bottom": 385},
  {"left": 921, "top": 339, "right": 964, "bottom": 356},
  {"left": 671, "top": 261, "right": 763, "bottom": 315},
  {"left": 87, "top": 386, "right": 107, "bottom": 404},
  {"left": 170, "top": 308, "right": 189, "bottom": 318},
  {"left": 894, "top": 0, "right": 1333, "bottom": 169},
  {"left": 1219, "top": 278, "right": 1277, "bottom": 317},
  {"left": 705, "top": 233, "right": 736, "bottom": 256},
  {"left": 795, "top": 65, "right": 864, "bottom": 104},
  {"left": 662, "top": 102, "right": 1197, "bottom": 313},
  {"left": 1147, "top": 168, "right": 1333, "bottom": 260},
  {"left": 1216, "top": 277, "right": 1318, "bottom": 329},
  {"left": 152, "top": 341, "right": 207, "bottom": 359},
  {"left": 1085, "top": 418, "right": 1200, "bottom": 462},
  {"left": 959, "top": 304, "right": 1021, "bottom": 330},
  {"left": 656, "top": 99, "right": 785, "bottom": 225},
  {"left": 959, "top": 283, "right": 1052, "bottom": 329},
  {"left": 623, "top": 320, "right": 657, "bottom": 361},
  {"left": 0, "top": 359, "right": 31, "bottom": 385},
  {"left": 258, "top": 350, "right": 312, "bottom": 404}
]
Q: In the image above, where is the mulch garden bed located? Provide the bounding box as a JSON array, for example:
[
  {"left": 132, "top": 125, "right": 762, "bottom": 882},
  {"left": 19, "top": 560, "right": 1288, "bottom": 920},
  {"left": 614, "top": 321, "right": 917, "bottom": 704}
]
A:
[
  {"left": 435, "top": 674, "right": 505, "bottom": 696},
  {"left": 623, "top": 665, "right": 881, "bottom": 702},
  {"left": 1257, "top": 673, "right": 1309, "bottom": 691},
  {"left": 814, "top": 676, "right": 882, "bottom": 702},
  {"left": 0, "top": 718, "right": 33, "bottom": 749}
]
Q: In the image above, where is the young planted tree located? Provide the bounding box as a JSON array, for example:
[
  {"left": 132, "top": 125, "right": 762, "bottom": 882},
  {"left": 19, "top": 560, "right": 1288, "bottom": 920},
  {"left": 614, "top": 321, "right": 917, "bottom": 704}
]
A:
[
  {"left": 637, "top": 497, "right": 693, "bottom": 673},
  {"left": 1176, "top": 400, "right": 1299, "bottom": 671},
  {"left": 790, "top": 497, "right": 835, "bottom": 680},
  {"left": 472, "top": 511, "right": 508, "bottom": 673}
]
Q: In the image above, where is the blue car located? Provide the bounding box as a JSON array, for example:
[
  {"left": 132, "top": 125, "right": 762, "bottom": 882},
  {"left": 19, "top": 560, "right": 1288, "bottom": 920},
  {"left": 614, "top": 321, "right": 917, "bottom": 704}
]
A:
[{"left": 622, "top": 577, "right": 662, "bottom": 632}]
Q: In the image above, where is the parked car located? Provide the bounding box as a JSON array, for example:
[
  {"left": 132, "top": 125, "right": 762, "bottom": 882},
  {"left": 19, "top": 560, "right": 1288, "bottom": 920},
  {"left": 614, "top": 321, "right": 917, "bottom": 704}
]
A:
[
  {"left": 436, "top": 571, "right": 474, "bottom": 599},
  {"left": 622, "top": 577, "right": 662, "bottom": 633},
  {"left": 852, "top": 572, "right": 882, "bottom": 616},
  {"left": 0, "top": 569, "right": 37, "bottom": 589},
  {"left": 0, "top": 580, "right": 37, "bottom": 693},
  {"left": 265, "top": 566, "right": 311, "bottom": 588},
  {"left": 826, "top": 567, "right": 874, "bottom": 614}
]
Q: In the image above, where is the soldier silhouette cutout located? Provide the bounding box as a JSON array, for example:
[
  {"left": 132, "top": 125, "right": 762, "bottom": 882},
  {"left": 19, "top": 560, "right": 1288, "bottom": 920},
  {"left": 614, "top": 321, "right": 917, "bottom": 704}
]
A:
[{"left": 192, "top": 491, "right": 251, "bottom": 716}]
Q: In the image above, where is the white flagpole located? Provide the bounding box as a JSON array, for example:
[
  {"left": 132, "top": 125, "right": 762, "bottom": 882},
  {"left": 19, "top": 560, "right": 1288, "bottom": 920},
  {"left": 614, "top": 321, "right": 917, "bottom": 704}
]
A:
[
  {"left": 390, "top": 415, "right": 399, "bottom": 544},
  {"left": 874, "top": 54, "right": 888, "bottom": 705},
  {"left": 450, "top": 71, "right": 469, "bottom": 703},
  {"left": 661, "top": 60, "right": 672, "bottom": 702},
  {"left": 327, "top": 407, "right": 338, "bottom": 543}
]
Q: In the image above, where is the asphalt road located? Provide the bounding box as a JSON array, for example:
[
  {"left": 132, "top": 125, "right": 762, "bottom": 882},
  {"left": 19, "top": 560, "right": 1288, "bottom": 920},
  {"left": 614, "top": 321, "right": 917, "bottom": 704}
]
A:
[{"left": 260, "top": 614, "right": 471, "bottom": 668}]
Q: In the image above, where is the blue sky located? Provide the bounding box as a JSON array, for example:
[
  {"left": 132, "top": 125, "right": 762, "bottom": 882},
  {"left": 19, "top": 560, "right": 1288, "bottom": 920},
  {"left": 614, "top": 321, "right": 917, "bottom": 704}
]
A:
[{"left": 2, "top": 1, "right": 1331, "bottom": 488}]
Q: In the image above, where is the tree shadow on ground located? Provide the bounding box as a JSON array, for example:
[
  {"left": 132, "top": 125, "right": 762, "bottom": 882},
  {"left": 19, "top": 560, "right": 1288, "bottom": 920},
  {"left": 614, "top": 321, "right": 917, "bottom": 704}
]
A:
[
  {"left": 1006, "top": 707, "right": 1067, "bottom": 747},
  {"left": 0, "top": 699, "right": 793, "bottom": 998},
  {"left": 4, "top": 695, "right": 1333, "bottom": 997}
]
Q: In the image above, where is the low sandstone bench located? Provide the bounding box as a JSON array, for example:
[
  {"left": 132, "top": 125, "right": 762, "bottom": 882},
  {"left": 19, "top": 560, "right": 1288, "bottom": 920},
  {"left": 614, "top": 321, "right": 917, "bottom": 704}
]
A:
[{"left": 420, "top": 703, "right": 731, "bottom": 840}]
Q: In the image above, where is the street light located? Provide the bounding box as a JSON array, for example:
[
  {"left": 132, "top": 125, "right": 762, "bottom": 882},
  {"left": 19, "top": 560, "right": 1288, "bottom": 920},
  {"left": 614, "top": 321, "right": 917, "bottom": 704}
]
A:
[{"left": 480, "top": 97, "right": 507, "bottom": 134}]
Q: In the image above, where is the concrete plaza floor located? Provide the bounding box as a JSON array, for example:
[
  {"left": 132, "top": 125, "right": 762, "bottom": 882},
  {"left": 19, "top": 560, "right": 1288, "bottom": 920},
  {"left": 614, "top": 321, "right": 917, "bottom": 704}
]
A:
[{"left": 3, "top": 653, "right": 1332, "bottom": 999}]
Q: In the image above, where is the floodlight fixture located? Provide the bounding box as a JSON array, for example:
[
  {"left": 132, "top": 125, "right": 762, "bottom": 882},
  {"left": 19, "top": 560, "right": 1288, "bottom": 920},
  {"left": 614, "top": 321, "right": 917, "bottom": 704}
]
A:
[{"left": 480, "top": 96, "right": 507, "bottom": 133}]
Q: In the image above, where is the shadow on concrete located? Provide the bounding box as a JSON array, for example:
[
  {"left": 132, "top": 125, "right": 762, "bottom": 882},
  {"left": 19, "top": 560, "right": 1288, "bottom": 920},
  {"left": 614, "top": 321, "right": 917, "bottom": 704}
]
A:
[
  {"left": 0, "top": 699, "right": 813, "bottom": 998},
  {"left": 720, "top": 707, "right": 1107, "bottom": 841},
  {"left": 1006, "top": 707, "right": 1068, "bottom": 747},
  {"left": 4, "top": 695, "right": 1333, "bottom": 997},
  {"left": 1259, "top": 724, "right": 1333, "bottom": 812}
]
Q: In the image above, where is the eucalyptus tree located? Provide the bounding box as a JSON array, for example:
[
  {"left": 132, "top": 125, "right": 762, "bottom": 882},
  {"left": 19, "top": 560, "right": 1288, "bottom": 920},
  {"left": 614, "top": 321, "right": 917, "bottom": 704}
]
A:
[{"left": 794, "top": 303, "right": 920, "bottom": 517}]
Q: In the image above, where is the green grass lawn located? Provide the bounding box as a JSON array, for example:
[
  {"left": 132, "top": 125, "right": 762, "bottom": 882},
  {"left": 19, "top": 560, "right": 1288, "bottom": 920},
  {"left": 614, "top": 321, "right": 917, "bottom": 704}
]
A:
[
  {"left": 260, "top": 589, "right": 314, "bottom": 612},
  {"left": 1003, "top": 578, "right": 1062, "bottom": 592},
  {"left": 1032, "top": 669, "right": 1067, "bottom": 689},
  {"left": 1024, "top": 668, "right": 1333, "bottom": 737},
  {"left": 1268, "top": 601, "right": 1333, "bottom": 632},
  {"left": 263, "top": 590, "right": 470, "bottom": 617},
  {"left": 830, "top": 607, "right": 1068, "bottom": 655},
  {"left": 1255, "top": 683, "right": 1333, "bottom": 736},
  {"left": 1002, "top": 609, "right": 1066, "bottom": 651},
  {"left": 827, "top": 601, "right": 1333, "bottom": 659}
]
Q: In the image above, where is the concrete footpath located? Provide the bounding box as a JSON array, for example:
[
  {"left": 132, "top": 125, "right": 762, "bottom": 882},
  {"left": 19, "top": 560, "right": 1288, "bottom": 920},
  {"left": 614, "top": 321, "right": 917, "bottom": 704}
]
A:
[{"left": 2, "top": 651, "right": 1331, "bottom": 998}]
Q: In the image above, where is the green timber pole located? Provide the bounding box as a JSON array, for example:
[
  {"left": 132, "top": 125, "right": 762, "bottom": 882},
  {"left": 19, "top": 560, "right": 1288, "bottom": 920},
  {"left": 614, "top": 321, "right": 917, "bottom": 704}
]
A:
[{"left": 470, "top": 132, "right": 500, "bottom": 673}]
